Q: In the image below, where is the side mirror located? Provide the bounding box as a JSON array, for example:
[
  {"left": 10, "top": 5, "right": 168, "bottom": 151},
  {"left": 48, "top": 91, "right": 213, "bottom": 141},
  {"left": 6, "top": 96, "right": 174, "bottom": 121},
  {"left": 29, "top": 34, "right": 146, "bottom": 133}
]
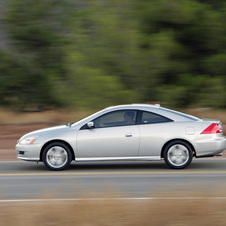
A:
[{"left": 87, "top": 121, "right": 94, "bottom": 129}]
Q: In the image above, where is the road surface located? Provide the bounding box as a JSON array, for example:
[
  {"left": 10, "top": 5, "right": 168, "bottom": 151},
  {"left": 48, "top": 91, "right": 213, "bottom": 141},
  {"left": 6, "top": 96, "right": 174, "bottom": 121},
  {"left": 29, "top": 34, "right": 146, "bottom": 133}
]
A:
[{"left": 0, "top": 158, "right": 226, "bottom": 200}]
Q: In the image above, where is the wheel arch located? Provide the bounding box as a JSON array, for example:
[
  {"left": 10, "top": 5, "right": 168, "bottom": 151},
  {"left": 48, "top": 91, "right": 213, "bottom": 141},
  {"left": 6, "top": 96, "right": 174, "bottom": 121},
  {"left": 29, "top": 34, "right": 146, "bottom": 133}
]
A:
[
  {"left": 40, "top": 140, "right": 75, "bottom": 161},
  {"left": 161, "top": 139, "right": 196, "bottom": 158}
]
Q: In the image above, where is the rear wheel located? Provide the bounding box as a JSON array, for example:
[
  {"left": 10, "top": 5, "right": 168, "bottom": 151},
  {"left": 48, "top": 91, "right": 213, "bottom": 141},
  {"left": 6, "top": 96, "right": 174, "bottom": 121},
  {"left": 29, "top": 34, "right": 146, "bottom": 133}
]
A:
[
  {"left": 163, "top": 141, "right": 193, "bottom": 169},
  {"left": 42, "top": 142, "right": 72, "bottom": 171}
]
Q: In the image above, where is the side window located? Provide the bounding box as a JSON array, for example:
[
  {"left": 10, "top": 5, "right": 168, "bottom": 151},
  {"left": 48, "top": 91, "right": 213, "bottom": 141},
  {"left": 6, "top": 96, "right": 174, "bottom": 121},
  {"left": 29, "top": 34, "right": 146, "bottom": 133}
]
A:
[
  {"left": 140, "top": 111, "right": 172, "bottom": 124},
  {"left": 93, "top": 110, "right": 137, "bottom": 128}
]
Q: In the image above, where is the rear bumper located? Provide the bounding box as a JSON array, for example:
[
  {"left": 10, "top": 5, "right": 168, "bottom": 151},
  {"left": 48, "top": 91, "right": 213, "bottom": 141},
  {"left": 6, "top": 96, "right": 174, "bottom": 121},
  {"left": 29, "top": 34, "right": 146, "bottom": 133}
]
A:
[{"left": 195, "top": 136, "right": 226, "bottom": 157}]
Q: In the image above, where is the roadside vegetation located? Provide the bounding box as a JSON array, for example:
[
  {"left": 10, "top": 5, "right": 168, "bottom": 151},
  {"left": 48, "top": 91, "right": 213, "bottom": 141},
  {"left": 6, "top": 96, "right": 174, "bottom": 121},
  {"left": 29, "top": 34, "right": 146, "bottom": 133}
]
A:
[{"left": 1, "top": 0, "right": 226, "bottom": 111}]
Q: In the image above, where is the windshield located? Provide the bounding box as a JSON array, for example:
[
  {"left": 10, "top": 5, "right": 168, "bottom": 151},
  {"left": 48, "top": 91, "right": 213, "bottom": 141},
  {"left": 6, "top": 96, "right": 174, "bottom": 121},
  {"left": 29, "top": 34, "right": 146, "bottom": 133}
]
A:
[{"left": 68, "top": 108, "right": 108, "bottom": 127}]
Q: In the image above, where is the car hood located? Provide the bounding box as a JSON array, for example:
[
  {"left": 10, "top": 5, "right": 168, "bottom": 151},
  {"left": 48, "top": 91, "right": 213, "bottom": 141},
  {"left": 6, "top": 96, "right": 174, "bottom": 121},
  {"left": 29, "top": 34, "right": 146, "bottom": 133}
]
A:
[{"left": 19, "top": 124, "right": 69, "bottom": 141}]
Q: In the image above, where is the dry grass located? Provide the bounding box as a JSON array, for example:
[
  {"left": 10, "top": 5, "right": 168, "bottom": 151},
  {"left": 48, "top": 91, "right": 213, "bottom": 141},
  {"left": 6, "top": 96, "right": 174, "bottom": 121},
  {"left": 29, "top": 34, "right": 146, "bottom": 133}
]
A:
[
  {"left": 0, "top": 108, "right": 95, "bottom": 124},
  {"left": 0, "top": 197, "right": 226, "bottom": 225},
  {"left": 1, "top": 107, "right": 226, "bottom": 124}
]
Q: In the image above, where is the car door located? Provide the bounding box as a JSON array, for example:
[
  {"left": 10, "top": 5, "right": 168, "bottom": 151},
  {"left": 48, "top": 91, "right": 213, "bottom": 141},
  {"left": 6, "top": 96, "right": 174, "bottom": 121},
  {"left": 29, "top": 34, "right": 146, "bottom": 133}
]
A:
[
  {"left": 138, "top": 111, "right": 173, "bottom": 156},
  {"left": 76, "top": 110, "right": 140, "bottom": 158}
]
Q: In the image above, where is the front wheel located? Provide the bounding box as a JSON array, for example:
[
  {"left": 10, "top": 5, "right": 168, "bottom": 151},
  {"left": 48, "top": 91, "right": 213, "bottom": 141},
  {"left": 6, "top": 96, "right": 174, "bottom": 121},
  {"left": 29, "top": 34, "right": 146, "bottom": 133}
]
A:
[
  {"left": 163, "top": 141, "right": 193, "bottom": 169},
  {"left": 42, "top": 142, "right": 72, "bottom": 171}
]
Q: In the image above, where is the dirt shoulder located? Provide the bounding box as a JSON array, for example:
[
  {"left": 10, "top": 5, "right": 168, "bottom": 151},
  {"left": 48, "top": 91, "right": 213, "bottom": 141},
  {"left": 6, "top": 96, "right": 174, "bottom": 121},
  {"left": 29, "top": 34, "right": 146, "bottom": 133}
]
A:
[
  {"left": 0, "top": 123, "right": 57, "bottom": 161},
  {"left": 0, "top": 123, "right": 226, "bottom": 161}
]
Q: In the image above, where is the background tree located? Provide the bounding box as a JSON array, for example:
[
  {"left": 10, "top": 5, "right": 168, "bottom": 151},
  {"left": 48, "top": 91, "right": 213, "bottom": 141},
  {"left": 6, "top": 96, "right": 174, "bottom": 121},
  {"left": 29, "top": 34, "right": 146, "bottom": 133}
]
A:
[
  {"left": 5, "top": 0, "right": 70, "bottom": 110},
  {"left": 2, "top": 0, "right": 226, "bottom": 110}
]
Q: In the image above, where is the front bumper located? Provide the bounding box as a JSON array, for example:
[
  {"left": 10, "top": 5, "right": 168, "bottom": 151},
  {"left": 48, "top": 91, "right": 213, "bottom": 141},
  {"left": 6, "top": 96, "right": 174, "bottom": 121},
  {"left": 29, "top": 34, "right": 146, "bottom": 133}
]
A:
[{"left": 16, "top": 143, "right": 41, "bottom": 161}]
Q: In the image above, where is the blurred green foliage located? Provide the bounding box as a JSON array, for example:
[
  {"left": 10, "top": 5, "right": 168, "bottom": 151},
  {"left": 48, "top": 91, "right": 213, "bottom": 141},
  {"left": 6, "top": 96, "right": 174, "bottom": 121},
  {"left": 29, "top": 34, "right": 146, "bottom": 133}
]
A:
[{"left": 1, "top": 0, "right": 226, "bottom": 111}]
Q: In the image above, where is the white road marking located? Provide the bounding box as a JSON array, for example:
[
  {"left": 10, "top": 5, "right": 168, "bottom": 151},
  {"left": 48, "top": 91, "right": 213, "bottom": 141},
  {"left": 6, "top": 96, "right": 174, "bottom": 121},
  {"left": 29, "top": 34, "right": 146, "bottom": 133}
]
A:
[
  {"left": 1, "top": 170, "right": 226, "bottom": 177},
  {"left": 0, "top": 197, "right": 226, "bottom": 203}
]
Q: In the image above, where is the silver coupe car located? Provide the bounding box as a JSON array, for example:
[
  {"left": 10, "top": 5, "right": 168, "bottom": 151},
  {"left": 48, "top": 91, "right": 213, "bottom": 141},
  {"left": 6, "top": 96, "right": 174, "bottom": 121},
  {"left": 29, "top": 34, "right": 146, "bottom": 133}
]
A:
[{"left": 16, "top": 104, "right": 226, "bottom": 170}]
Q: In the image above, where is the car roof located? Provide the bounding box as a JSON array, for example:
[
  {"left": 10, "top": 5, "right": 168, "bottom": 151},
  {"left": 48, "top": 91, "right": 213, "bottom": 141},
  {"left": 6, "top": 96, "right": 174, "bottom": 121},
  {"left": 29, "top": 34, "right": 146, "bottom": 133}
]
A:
[{"left": 105, "top": 104, "right": 160, "bottom": 111}]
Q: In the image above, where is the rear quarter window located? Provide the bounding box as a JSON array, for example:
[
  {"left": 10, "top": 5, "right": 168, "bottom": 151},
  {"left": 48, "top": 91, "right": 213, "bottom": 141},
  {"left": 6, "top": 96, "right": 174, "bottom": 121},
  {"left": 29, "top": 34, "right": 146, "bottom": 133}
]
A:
[{"left": 140, "top": 111, "right": 173, "bottom": 124}]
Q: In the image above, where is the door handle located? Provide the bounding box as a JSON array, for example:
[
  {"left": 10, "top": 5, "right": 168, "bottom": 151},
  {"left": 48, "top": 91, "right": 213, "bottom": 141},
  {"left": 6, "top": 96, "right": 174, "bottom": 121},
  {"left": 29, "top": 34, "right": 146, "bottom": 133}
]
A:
[{"left": 125, "top": 134, "right": 132, "bottom": 137}]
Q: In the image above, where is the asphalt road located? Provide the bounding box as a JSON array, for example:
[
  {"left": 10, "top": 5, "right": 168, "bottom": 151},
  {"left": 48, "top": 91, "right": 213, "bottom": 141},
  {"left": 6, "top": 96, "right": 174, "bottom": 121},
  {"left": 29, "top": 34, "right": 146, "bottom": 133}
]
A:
[{"left": 0, "top": 159, "right": 226, "bottom": 200}]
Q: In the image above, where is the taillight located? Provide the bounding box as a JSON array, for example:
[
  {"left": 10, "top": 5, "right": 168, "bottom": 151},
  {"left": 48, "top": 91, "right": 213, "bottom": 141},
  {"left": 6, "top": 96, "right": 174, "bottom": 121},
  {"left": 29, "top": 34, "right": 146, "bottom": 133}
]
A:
[{"left": 201, "top": 123, "right": 223, "bottom": 134}]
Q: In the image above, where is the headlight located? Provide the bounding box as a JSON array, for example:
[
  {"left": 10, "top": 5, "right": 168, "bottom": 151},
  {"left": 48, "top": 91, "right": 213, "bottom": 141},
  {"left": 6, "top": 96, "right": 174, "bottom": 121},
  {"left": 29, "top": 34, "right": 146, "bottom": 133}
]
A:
[{"left": 20, "top": 136, "right": 39, "bottom": 145}]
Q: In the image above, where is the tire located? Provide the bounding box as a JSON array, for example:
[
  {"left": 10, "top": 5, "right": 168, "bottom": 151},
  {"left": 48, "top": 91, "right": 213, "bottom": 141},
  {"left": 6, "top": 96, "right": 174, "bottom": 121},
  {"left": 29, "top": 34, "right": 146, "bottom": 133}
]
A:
[
  {"left": 163, "top": 140, "right": 193, "bottom": 169},
  {"left": 42, "top": 142, "right": 72, "bottom": 171}
]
